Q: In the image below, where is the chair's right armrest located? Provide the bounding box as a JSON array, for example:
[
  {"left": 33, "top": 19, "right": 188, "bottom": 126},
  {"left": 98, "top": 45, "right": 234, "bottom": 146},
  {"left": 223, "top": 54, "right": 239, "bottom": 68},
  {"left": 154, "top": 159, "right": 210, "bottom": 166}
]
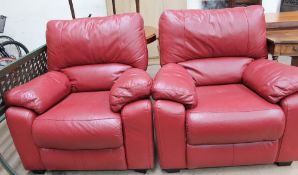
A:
[
  {"left": 152, "top": 63, "right": 197, "bottom": 109},
  {"left": 5, "top": 71, "right": 71, "bottom": 114},
  {"left": 277, "top": 92, "right": 298, "bottom": 162},
  {"left": 243, "top": 59, "right": 298, "bottom": 103}
]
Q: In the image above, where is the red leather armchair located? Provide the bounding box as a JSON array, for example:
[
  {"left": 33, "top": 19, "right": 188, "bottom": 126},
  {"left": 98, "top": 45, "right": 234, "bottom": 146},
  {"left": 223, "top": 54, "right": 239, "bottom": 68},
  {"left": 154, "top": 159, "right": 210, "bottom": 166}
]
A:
[
  {"left": 5, "top": 13, "right": 154, "bottom": 173},
  {"left": 153, "top": 6, "right": 298, "bottom": 172}
]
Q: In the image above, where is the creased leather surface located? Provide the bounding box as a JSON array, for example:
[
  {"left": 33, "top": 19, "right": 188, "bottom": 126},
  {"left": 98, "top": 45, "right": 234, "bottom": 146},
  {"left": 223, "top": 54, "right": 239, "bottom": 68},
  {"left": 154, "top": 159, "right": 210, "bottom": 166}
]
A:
[
  {"left": 40, "top": 147, "right": 127, "bottom": 170},
  {"left": 159, "top": 5, "right": 267, "bottom": 65},
  {"left": 110, "top": 68, "right": 152, "bottom": 112},
  {"left": 122, "top": 100, "right": 154, "bottom": 169},
  {"left": 47, "top": 13, "right": 148, "bottom": 70},
  {"left": 187, "top": 141, "right": 278, "bottom": 169},
  {"left": 154, "top": 100, "right": 186, "bottom": 169},
  {"left": 5, "top": 71, "right": 71, "bottom": 114},
  {"left": 152, "top": 63, "right": 197, "bottom": 108},
  {"left": 179, "top": 57, "right": 253, "bottom": 86},
  {"left": 62, "top": 64, "right": 131, "bottom": 92},
  {"left": 33, "top": 91, "right": 123, "bottom": 150},
  {"left": 243, "top": 59, "right": 298, "bottom": 103},
  {"left": 278, "top": 93, "right": 298, "bottom": 162},
  {"left": 187, "top": 84, "right": 285, "bottom": 145},
  {"left": 6, "top": 107, "right": 45, "bottom": 170}
]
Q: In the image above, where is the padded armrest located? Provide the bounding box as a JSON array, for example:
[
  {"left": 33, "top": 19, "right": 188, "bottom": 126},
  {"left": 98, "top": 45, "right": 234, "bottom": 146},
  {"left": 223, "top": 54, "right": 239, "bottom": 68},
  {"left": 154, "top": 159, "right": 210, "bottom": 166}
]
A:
[
  {"left": 243, "top": 59, "right": 298, "bottom": 103},
  {"left": 151, "top": 63, "right": 198, "bottom": 108},
  {"left": 110, "top": 68, "right": 152, "bottom": 112},
  {"left": 5, "top": 71, "right": 71, "bottom": 114}
]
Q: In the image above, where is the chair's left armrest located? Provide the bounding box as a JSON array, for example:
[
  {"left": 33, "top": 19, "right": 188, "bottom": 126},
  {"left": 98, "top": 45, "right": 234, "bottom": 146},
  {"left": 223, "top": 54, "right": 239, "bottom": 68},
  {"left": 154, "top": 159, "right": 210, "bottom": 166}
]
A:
[
  {"left": 110, "top": 68, "right": 152, "bottom": 112},
  {"left": 151, "top": 63, "right": 197, "bottom": 109},
  {"left": 243, "top": 59, "right": 298, "bottom": 103},
  {"left": 5, "top": 71, "right": 71, "bottom": 114}
]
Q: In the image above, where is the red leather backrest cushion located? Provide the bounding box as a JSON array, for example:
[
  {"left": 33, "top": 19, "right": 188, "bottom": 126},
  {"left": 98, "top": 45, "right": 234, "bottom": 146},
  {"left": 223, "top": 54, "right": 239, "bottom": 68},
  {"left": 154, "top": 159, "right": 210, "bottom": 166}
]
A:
[
  {"left": 46, "top": 13, "right": 148, "bottom": 71},
  {"left": 62, "top": 64, "right": 131, "bottom": 92},
  {"left": 159, "top": 5, "right": 267, "bottom": 65},
  {"left": 179, "top": 57, "right": 253, "bottom": 86}
]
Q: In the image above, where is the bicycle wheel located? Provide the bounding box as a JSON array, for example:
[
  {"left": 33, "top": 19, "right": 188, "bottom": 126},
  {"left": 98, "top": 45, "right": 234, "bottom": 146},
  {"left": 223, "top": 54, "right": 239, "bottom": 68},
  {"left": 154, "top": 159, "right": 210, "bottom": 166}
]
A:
[
  {"left": 0, "top": 40, "right": 29, "bottom": 58},
  {"left": 0, "top": 35, "right": 14, "bottom": 42},
  {"left": 0, "top": 36, "right": 23, "bottom": 56}
]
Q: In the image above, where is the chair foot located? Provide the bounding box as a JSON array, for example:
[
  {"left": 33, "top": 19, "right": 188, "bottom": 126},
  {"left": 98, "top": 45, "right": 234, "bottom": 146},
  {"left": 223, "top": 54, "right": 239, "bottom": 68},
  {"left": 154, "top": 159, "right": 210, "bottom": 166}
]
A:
[
  {"left": 134, "top": 169, "right": 147, "bottom": 174},
  {"left": 276, "top": 161, "right": 293, "bottom": 166},
  {"left": 31, "top": 170, "right": 46, "bottom": 174},
  {"left": 164, "top": 169, "right": 180, "bottom": 173}
]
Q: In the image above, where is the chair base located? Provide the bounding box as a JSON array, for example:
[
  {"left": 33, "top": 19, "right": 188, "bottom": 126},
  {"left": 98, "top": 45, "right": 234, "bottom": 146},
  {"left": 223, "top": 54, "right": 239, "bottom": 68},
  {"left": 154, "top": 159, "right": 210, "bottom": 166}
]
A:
[
  {"left": 164, "top": 169, "right": 180, "bottom": 173},
  {"left": 276, "top": 161, "right": 293, "bottom": 166},
  {"left": 31, "top": 170, "right": 46, "bottom": 174},
  {"left": 134, "top": 169, "right": 147, "bottom": 174}
]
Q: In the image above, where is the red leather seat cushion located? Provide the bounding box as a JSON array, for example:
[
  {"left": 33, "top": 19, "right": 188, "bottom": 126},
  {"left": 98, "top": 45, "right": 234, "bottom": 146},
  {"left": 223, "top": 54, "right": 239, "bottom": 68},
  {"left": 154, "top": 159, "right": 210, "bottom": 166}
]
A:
[
  {"left": 187, "top": 84, "right": 285, "bottom": 145},
  {"left": 33, "top": 91, "right": 123, "bottom": 150}
]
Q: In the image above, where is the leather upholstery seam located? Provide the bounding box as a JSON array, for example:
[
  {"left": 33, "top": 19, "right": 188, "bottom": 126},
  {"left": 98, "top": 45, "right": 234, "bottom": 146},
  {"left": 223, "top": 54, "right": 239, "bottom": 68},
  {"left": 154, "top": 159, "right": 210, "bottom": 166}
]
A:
[
  {"left": 232, "top": 144, "right": 235, "bottom": 166},
  {"left": 242, "top": 8, "right": 250, "bottom": 57},
  {"left": 141, "top": 17, "right": 148, "bottom": 70},
  {"left": 155, "top": 102, "right": 166, "bottom": 167},
  {"left": 60, "top": 22, "right": 65, "bottom": 70},
  {"left": 27, "top": 111, "right": 45, "bottom": 169},
  {"left": 35, "top": 118, "right": 120, "bottom": 121},
  {"left": 183, "top": 10, "right": 187, "bottom": 63},
  {"left": 187, "top": 109, "right": 282, "bottom": 114},
  {"left": 145, "top": 101, "right": 152, "bottom": 168},
  {"left": 276, "top": 100, "right": 289, "bottom": 161},
  {"left": 120, "top": 104, "right": 129, "bottom": 169}
]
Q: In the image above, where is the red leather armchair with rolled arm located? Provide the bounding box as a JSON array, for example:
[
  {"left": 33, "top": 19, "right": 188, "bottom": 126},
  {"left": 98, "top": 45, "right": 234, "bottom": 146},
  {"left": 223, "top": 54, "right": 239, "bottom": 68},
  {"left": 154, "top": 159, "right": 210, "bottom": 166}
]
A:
[
  {"left": 5, "top": 13, "right": 153, "bottom": 173},
  {"left": 153, "top": 5, "right": 298, "bottom": 172}
]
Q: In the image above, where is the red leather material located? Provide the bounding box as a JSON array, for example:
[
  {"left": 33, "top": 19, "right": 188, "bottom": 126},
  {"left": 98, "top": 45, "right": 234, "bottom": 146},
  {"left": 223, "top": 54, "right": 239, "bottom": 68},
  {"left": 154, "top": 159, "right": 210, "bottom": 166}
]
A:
[
  {"left": 152, "top": 63, "right": 197, "bottom": 108},
  {"left": 6, "top": 107, "right": 45, "bottom": 170},
  {"left": 7, "top": 13, "right": 152, "bottom": 171},
  {"left": 179, "top": 57, "right": 253, "bottom": 86},
  {"left": 5, "top": 71, "right": 71, "bottom": 114},
  {"left": 243, "top": 59, "right": 298, "bottom": 103},
  {"left": 47, "top": 13, "right": 148, "bottom": 71},
  {"left": 33, "top": 91, "right": 123, "bottom": 150},
  {"left": 187, "top": 141, "right": 278, "bottom": 169},
  {"left": 277, "top": 93, "right": 298, "bottom": 162},
  {"left": 159, "top": 6, "right": 267, "bottom": 65},
  {"left": 121, "top": 100, "right": 154, "bottom": 169},
  {"left": 40, "top": 147, "right": 127, "bottom": 170},
  {"left": 187, "top": 84, "right": 285, "bottom": 145},
  {"left": 110, "top": 68, "right": 152, "bottom": 112},
  {"left": 154, "top": 100, "right": 186, "bottom": 169},
  {"left": 62, "top": 64, "right": 131, "bottom": 92}
]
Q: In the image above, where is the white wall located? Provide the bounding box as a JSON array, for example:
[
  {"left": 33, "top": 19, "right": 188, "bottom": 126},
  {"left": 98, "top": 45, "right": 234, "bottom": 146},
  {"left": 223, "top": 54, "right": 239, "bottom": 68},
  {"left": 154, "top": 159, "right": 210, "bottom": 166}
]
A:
[
  {"left": 187, "top": 0, "right": 202, "bottom": 9},
  {"left": 0, "top": 0, "right": 107, "bottom": 51},
  {"left": 262, "top": 0, "right": 281, "bottom": 13},
  {"left": 187, "top": 0, "right": 281, "bottom": 13}
]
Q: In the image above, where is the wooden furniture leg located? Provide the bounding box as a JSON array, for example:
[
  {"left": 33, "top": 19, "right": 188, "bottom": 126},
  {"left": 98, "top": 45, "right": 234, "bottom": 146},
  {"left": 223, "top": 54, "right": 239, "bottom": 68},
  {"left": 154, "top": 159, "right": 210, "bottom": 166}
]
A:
[
  {"left": 112, "top": 0, "right": 116, "bottom": 14},
  {"left": 68, "top": 0, "right": 76, "bottom": 19},
  {"left": 291, "top": 56, "right": 298, "bottom": 66}
]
